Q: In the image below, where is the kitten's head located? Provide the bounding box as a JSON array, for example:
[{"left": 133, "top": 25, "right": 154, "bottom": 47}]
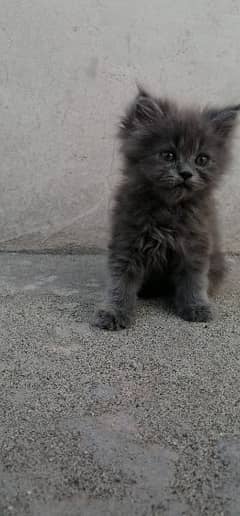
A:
[{"left": 119, "top": 88, "right": 240, "bottom": 203}]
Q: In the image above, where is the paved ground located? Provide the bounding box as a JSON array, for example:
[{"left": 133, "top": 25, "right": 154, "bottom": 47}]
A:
[{"left": 1, "top": 253, "right": 240, "bottom": 516}]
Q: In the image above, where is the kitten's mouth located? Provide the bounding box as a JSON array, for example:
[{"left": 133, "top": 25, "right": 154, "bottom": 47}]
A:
[{"left": 175, "top": 182, "right": 191, "bottom": 190}]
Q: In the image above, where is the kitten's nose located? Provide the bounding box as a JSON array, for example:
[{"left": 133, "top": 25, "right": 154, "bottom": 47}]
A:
[{"left": 180, "top": 170, "right": 193, "bottom": 181}]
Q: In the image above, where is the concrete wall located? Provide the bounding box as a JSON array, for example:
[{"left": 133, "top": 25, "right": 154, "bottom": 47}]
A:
[{"left": 1, "top": 0, "right": 240, "bottom": 253}]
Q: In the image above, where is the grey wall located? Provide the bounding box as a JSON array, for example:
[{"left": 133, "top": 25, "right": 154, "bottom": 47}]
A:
[{"left": 1, "top": 0, "right": 240, "bottom": 252}]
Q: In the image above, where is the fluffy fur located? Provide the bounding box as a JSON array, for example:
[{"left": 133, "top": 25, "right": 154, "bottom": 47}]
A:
[{"left": 94, "top": 88, "right": 239, "bottom": 330}]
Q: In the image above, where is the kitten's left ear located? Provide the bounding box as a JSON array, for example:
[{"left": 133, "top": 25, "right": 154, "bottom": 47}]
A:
[
  {"left": 119, "top": 87, "right": 163, "bottom": 139},
  {"left": 204, "top": 104, "right": 240, "bottom": 138}
]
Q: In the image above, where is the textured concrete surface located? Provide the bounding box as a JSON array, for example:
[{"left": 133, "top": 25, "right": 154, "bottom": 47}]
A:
[
  {"left": 1, "top": 1, "right": 240, "bottom": 252},
  {"left": 1, "top": 252, "right": 240, "bottom": 515}
]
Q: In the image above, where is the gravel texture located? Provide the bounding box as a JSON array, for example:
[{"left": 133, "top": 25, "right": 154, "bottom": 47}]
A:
[{"left": 0, "top": 253, "right": 240, "bottom": 516}]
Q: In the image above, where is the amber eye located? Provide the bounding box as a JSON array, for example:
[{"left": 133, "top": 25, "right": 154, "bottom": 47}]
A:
[
  {"left": 160, "top": 151, "right": 176, "bottom": 162},
  {"left": 195, "top": 154, "right": 209, "bottom": 167}
]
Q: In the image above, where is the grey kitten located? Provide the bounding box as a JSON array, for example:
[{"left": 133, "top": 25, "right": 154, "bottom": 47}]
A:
[{"left": 94, "top": 88, "right": 239, "bottom": 330}]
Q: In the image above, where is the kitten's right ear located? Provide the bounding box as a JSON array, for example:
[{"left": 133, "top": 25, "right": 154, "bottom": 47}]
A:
[
  {"left": 204, "top": 104, "right": 240, "bottom": 138},
  {"left": 119, "top": 89, "right": 163, "bottom": 138}
]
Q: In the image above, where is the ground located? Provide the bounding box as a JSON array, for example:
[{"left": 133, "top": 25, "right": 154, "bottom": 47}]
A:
[{"left": 0, "top": 253, "right": 240, "bottom": 516}]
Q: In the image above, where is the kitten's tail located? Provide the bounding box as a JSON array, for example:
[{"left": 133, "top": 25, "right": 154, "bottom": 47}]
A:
[{"left": 208, "top": 251, "right": 227, "bottom": 296}]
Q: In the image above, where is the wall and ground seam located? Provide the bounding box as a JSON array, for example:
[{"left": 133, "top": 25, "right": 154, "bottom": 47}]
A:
[{"left": 1, "top": 0, "right": 240, "bottom": 253}]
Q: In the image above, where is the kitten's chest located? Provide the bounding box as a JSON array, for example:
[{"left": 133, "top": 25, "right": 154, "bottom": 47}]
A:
[
  {"left": 138, "top": 208, "right": 197, "bottom": 265},
  {"left": 139, "top": 221, "right": 177, "bottom": 266}
]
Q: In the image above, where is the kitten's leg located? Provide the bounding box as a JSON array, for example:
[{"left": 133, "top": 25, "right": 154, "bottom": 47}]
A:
[
  {"left": 174, "top": 266, "right": 212, "bottom": 322},
  {"left": 93, "top": 258, "right": 143, "bottom": 331}
]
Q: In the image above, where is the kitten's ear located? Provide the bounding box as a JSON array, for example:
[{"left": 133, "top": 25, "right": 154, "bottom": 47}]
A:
[
  {"left": 204, "top": 105, "right": 240, "bottom": 138},
  {"left": 119, "top": 88, "right": 163, "bottom": 138},
  {"left": 134, "top": 87, "right": 163, "bottom": 123}
]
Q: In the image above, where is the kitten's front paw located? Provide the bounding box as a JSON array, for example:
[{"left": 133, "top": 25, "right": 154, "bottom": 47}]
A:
[
  {"left": 178, "top": 303, "right": 213, "bottom": 323},
  {"left": 93, "top": 308, "right": 131, "bottom": 331}
]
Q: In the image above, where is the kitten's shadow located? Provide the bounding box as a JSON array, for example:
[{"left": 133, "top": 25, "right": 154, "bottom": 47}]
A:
[{"left": 138, "top": 281, "right": 175, "bottom": 317}]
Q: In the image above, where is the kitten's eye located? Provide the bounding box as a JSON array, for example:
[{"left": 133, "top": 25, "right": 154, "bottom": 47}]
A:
[
  {"left": 160, "top": 151, "right": 176, "bottom": 162},
  {"left": 195, "top": 154, "right": 209, "bottom": 167}
]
